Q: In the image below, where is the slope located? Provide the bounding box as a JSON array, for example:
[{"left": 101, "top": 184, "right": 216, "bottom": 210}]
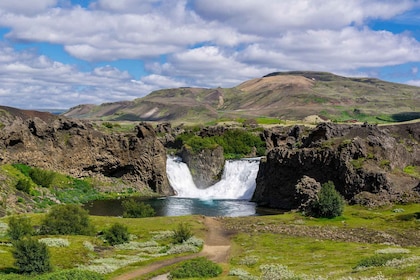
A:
[{"left": 63, "top": 71, "right": 420, "bottom": 123}]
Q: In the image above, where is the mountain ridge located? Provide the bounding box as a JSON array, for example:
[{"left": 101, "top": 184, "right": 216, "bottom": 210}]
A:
[{"left": 63, "top": 71, "right": 420, "bottom": 124}]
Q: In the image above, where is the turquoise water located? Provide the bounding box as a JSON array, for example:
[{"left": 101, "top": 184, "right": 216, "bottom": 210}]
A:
[{"left": 84, "top": 196, "right": 273, "bottom": 217}]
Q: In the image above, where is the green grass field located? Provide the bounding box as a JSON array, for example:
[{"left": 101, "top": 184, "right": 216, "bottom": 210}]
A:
[{"left": 0, "top": 204, "right": 418, "bottom": 279}]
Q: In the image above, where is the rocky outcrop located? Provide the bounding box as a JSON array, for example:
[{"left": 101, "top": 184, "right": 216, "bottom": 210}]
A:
[
  {"left": 254, "top": 122, "right": 420, "bottom": 209},
  {"left": 0, "top": 115, "right": 173, "bottom": 195},
  {"left": 180, "top": 146, "right": 225, "bottom": 188}
]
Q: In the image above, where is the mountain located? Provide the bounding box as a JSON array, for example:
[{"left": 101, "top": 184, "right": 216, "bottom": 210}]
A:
[{"left": 63, "top": 71, "right": 420, "bottom": 124}]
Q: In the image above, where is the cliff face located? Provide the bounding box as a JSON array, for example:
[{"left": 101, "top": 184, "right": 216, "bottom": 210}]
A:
[
  {"left": 0, "top": 116, "right": 173, "bottom": 195},
  {"left": 180, "top": 146, "right": 225, "bottom": 188},
  {"left": 253, "top": 122, "right": 420, "bottom": 209}
]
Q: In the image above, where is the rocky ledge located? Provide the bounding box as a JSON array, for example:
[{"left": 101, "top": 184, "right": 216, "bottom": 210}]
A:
[
  {"left": 0, "top": 112, "right": 173, "bottom": 195},
  {"left": 253, "top": 122, "right": 420, "bottom": 209}
]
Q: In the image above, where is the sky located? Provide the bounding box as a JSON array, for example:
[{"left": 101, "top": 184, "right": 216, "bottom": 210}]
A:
[{"left": 1, "top": 0, "right": 420, "bottom": 109}]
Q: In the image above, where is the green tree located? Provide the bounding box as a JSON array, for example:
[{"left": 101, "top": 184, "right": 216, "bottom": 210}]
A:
[
  {"left": 7, "top": 216, "right": 33, "bottom": 241},
  {"left": 104, "top": 223, "right": 130, "bottom": 245},
  {"left": 12, "top": 238, "right": 52, "bottom": 274},
  {"left": 40, "top": 204, "right": 94, "bottom": 235},
  {"left": 122, "top": 199, "right": 155, "bottom": 218},
  {"left": 309, "top": 181, "right": 344, "bottom": 218}
]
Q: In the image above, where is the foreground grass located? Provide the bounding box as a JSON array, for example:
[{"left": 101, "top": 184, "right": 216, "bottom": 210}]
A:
[
  {"left": 223, "top": 204, "right": 420, "bottom": 280},
  {"left": 0, "top": 204, "right": 418, "bottom": 279}
]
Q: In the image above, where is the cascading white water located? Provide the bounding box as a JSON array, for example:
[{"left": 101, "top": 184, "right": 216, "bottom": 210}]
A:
[{"left": 166, "top": 156, "right": 260, "bottom": 200}]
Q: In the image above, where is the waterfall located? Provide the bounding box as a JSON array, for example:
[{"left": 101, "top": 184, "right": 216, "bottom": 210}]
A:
[{"left": 166, "top": 156, "right": 260, "bottom": 200}]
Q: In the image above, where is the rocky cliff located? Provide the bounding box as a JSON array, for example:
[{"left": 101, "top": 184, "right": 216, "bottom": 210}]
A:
[
  {"left": 0, "top": 108, "right": 173, "bottom": 195},
  {"left": 253, "top": 122, "right": 420, "bottom": 209},
  {"left": 180, "top": 146, "right": 225, "bottom": 188}
]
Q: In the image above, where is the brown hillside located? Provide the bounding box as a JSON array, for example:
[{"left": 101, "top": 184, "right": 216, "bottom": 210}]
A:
[{"left": 62, "top": 72, "right": 420, "bottom": 124}]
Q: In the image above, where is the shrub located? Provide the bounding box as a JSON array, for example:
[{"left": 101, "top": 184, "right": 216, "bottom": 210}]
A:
[
  {"left": 12, "top": 238, "right": 52, "bottom": 274},
  {"left": 259, "top": 264, "right": 297, "bottom": 280},
  {"left": 170, "top": 257, "right": 222, "bottom": 278},
  {"left": 29, "top": 167, "right": 55, "bottom": 188},
  {"left": 15, "top": 179, "right": 31, "bottom": 194},
  {"left": 8, "top": 216, "right": 33, "bottom": 241},
  {"left": 354, "top": 254, "right": 404, "bottom": 269},
  {"left": 308, "top": 181, "right": 344, "bottom": 218},
  {"left": 173, "top": 222, "right": 193, "bottom": 244},
  {"left": 104, "top": 223, "right": 130, "bottom": 246},
  {"left": 40, "top": 204, "right": 94, "bottom": 235},
  {"left": 12, "top": 163, "right": 31, "bottom": 177},
  {"left": 122, "top": 199, "right": 155, "bottom": 218},
  {"left": 38, "top": 238, "right": 70, "bottom": 247},
  {"left": 102, "top": 122, "right": 113, "bottom": 129}
]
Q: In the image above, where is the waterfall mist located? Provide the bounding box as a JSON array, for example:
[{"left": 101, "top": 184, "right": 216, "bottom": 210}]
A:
[{"left": 166, "top": 156, "right": 260, "bottom": 200}]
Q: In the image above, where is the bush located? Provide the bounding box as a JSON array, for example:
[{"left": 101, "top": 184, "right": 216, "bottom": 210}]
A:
[
  {"left": 354, "top": 254, "right": 404, "bottom": 268},
  {"left": 15, "top": 179, "right": 31, "bottom": 194},
  {"left": 12, "top": 238, "right": 52, "bottom": 274},
  {"left": 29, "top": 167, "right": 55, "bottom": 188},
  {"left": 122, "top": 199, "right": 155, "bottom": 218},
  {"left": 170, "top": 257, "right": 222, "bottom": 278},
  {"left": 308, "top": 181, "right": 344, "bottom": 218},
  {"left": 176, "top": 129, "right": 266, "bottom": 159},
  {"left": 40, "top": 204, "right": 94, "bottom": 235},
  {"left": 104, "top": 223, "right": 130, "bottom": 245},
  {"left": 12, "top": 163, "right": 31, "bottom": 177},
  {"left": 173, "top": 222, "right": 193, "bottom": 244},
  {"left": 8, "top": 216, "right": 33, "bottom": 241}
]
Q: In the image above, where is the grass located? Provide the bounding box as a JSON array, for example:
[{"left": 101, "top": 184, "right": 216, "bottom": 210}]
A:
[
  {"left": 0, "top": 164, "right": 151, "bottom": 215},
  {"left": 0, "top": 214, "right": 206, "bottom": 279},
  {"left": 230, "top": 233, "right": 419, "bottom": 279},
  {"left": 403, "top": 165, "right": 420, "bottom": 179},
  {"left": 225, "top": 204, "right": 420, "bottom": 279},
  {"left": 0, "top": 204, "right": 418, "bottom": 279}
]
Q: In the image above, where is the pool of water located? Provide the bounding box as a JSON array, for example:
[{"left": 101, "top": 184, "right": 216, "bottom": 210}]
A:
[{"left": 84, "top": 196, "right": 278, "bottom": 217}]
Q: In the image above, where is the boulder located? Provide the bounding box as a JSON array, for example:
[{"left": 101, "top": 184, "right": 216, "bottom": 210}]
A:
[{"left": 294, "top": 176, "right": 321, "bottom": 212}]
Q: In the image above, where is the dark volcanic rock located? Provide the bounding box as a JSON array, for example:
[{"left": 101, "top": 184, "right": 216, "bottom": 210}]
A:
[
  {"left": 180, "top": 146, "right": 225, "bottom": 188},
  {"left": 294, "top": 176, "right": 321, "bottom": 212},
  {"left": 254, "top": 122, "right": 420, "bottom": 209},
  {"left": 0, "top": 114, "right": 173, "bottom": 195}
]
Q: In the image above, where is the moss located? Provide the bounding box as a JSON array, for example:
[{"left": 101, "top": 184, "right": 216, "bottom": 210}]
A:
[
  {"left": 379, "top": 159, "right": 391, "bottom": 169},
  {"left": 350, "top": 157, "right": 365, "bottom": 170},
  {"left": 403, "top": 165, "right": 420, "bottom": 178}
]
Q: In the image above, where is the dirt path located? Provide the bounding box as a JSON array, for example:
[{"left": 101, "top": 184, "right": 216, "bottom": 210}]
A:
[{"left": 113, "top": 217, "right": 231, "bottom": 280}]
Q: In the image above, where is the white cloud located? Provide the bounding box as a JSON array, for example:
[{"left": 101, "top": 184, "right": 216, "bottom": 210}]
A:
[
  {"left": 191, "top": 0, "right": 418, "bottom": 34},
  {"left": 150, "top": 46, "right": 275, "bottom": 87},
  {"left": 91, "top": 0, "right": 156, "bottom": 12},
  {"left": 0, "top": 0, "right": 57, "bottom": 15},
  {"left": 0, "top": 45, "right": 165, "bottom": 109},
  {"left": 406, "top": 79, "right": 420, "bottom": 86},
  {"left": 238, "top": 27, "right": 420, "bottom": 71}
]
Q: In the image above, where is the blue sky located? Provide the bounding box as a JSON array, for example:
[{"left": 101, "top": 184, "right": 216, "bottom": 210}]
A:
[{"left": 0, "top": 0, "right": 420, "bottom": 109}]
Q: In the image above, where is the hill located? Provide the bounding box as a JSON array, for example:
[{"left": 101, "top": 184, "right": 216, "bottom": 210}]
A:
[{"left": 63, "top": 71, "right": 420, "bottom": 124}]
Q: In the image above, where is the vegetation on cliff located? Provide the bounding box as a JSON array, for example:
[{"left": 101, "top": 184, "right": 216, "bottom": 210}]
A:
[{"left": 176, "top": 128, "right": 266, "bottom": 159}]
